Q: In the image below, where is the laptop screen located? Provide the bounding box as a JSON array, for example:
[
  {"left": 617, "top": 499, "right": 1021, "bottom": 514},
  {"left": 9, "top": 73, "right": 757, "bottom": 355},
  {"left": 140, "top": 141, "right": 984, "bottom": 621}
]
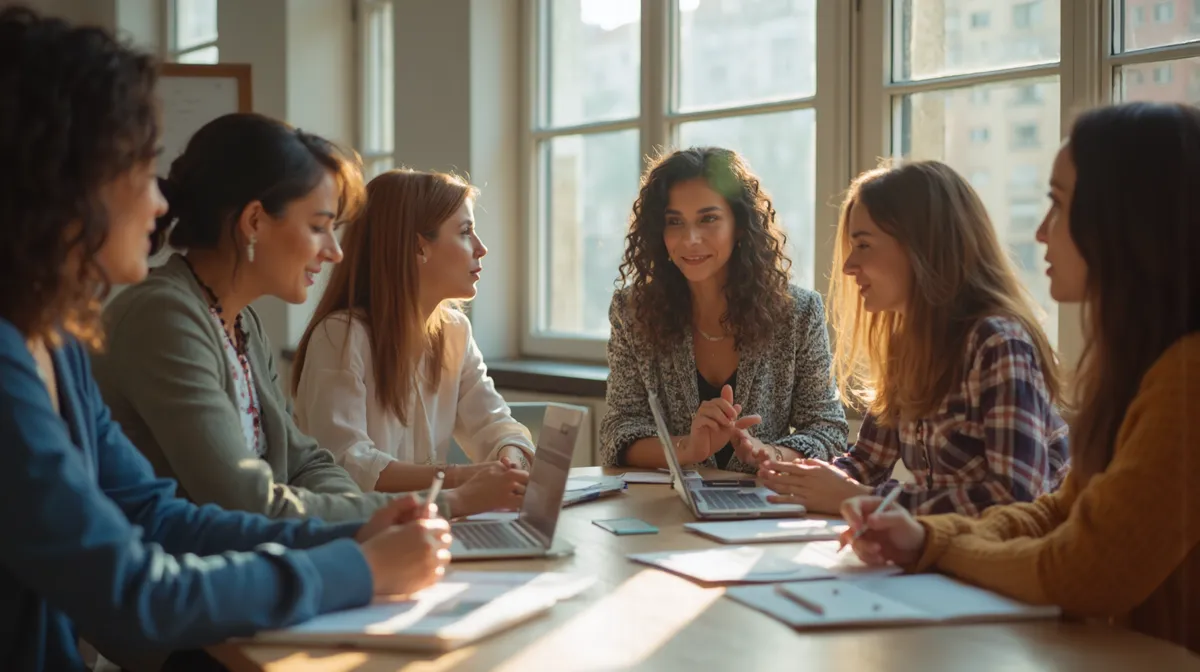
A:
[
  {"left": 648, "top": 391, "right": 692, "bottom": 498},
  {"left": 518, "top": 404, "right": 582, "bottom": 541}
]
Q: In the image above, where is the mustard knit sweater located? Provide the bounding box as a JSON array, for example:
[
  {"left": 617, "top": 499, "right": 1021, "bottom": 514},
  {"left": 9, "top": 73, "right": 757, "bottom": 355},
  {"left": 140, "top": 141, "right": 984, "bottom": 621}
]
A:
[{"left": 913, "top": 333, "right": 1199, "bottom": 654}]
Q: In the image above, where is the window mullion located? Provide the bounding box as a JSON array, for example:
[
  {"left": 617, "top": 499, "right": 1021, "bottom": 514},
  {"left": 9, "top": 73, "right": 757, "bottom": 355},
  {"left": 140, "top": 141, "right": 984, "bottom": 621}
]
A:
[
  {"left": 812, "top": 0, "right": 855, "bottom": 293},
  {"left": 641, "top": 0, "right": 670, "bottom": 168},
  {"left": 854, "top": 0, "right": 889, "bottom": 175},
  {"left": 1054, "top": 0, "right": 1106, "bottom": 371}
]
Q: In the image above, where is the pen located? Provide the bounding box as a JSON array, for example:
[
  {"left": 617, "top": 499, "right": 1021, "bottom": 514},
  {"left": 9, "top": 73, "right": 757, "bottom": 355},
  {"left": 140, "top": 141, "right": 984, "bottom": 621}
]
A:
[
  {"left": 425, "top": 470, "right": 446, "bottom": 514},
  {"left": 839, "top": 487, "right": 902, "bottom": 551}
]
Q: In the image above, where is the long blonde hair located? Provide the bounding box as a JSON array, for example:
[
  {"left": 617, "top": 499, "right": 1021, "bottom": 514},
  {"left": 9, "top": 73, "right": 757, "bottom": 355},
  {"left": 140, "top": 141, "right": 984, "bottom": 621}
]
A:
[
  {"left": 292, "top": 169, "right": 478, "bottom": 424},
  {"left": 829, "top": 160, "right": 1060, "bottom": 422}
]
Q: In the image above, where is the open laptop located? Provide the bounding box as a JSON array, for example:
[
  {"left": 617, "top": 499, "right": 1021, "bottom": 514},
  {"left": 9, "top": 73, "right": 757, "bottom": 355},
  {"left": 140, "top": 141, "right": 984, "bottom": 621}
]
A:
[
  {"left": 648, "top": 390, "right": 806, "bottom": 520},
  {"left": 449, "top": 404, "right": 583, "bottom": 560}
]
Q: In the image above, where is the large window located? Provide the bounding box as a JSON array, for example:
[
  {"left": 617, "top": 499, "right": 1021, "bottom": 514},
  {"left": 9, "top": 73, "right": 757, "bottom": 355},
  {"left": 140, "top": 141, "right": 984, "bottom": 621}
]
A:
[
  {"left": 882, "top": 0, "right": 1062, "bottom": 344},
  {"left": 358, "top": 0, "right": 395, "bottom": 178},
  {"left": 523, "top": 0, "right": 1200, "bottom": 363},
  {"left": 1112, "top": 0, "right": 1200, "bottom": 104},
  {"left": 526, "top": 0, "right": 841, "bottom": 359},
  {"left": 169, "top": 0, "right": 218, "bottom": 64}
]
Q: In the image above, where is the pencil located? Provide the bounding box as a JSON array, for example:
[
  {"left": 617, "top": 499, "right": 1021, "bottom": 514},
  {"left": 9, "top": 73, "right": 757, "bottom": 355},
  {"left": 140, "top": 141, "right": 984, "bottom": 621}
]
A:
[
  {"left": 839, "top": 486, "right": 903, "bottom": 551},
  {"left": 775, "top": 585, "right": 825, "bottom": 615}
]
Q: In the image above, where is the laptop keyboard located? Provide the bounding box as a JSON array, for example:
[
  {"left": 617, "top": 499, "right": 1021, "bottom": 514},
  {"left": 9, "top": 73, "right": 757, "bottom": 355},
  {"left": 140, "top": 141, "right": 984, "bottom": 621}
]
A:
[
  {"left": 455, "top": 522, "right": 539, "bottom": 550},
  {"left": 697, "top": 489, "right": 767, "bottom": 510}
]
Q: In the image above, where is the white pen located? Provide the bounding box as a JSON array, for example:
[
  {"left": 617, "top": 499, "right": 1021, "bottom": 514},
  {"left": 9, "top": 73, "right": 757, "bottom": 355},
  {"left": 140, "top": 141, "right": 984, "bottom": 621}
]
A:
[
  {"left": 839, "top": 486, "right": 903, "bottom": 551},
  {"left": 424, "top": 470, "right": 446, "bottom": 514}
]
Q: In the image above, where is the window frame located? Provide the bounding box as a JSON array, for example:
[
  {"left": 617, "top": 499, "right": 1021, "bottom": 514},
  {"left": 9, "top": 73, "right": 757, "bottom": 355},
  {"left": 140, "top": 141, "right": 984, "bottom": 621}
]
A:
[
  {"left": 519, "top": 0, "right": 854, "bottom": 361},
  {"left": 356, "top": 0, "right": 396, "bottom": 179},
  {"left": 855, "top": 0, "right": 1112, "bottom": 368},
  {"left": 515, "top": 0, "right": 1200, "bottom": 369},
  {"left": 166, "top": 0, "right": 219, "bottom": 64}
]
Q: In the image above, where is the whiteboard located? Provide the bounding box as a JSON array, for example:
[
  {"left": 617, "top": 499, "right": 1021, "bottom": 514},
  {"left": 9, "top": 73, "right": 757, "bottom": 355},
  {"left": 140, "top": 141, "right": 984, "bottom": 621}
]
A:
[
  {"left": 157, "top": 63, "right": 252, "bottom": 177},
  {"left": 159, "top": 75, "right": 238, "bottom": 172},
  {"left": 144, "top": 64, "right": 252, "bottom": 270}
]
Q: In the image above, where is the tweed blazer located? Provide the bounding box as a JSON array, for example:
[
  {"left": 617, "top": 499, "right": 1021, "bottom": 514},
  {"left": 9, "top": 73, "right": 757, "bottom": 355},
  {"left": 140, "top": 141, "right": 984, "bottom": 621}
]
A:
[{"left": 599, "top": 285, "right": 849, "bottom": 474}]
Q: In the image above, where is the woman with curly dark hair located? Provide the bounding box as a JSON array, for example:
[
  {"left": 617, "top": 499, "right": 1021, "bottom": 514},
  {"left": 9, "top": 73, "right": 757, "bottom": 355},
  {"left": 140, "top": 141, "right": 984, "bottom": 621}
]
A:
[
  {"left": 0, "top": 8, "right": 448, "bottom": 671},
  {"left": 599, "top": 147, "right": 848, "bottom": 475}
]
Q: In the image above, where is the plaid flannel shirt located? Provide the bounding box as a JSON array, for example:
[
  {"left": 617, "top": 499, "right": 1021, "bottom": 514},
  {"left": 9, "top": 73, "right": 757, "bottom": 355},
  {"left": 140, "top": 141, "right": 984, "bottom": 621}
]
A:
[{"left": 833, "top": 316, "right": 1070, "bottom": 516}]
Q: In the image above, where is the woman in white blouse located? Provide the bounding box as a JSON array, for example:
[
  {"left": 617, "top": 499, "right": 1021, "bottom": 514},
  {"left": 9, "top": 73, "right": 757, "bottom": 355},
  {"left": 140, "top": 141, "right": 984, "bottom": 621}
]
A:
[{"left": 291, "top": 169, "right": 533, "bottom": 513}]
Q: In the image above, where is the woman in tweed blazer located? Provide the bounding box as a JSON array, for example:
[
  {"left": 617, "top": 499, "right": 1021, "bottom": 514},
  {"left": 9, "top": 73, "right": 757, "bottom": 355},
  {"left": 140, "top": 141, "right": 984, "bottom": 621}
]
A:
[{"left": 599, "top": 148, "right": 848, "bottom": 474}]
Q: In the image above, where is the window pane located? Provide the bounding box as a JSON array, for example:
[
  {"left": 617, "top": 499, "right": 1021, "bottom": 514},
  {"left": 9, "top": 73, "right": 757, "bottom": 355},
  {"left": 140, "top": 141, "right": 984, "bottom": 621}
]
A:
[
  {"left": 1116, "top": 57, "right": 1200, "bottom": 102},
  {"left": 677, "top": 109, "right": 816, "bottom": 287},
  {"left": 175, "top": 0, "right": 217, "bottom": 51},
  {"left": 178, "top": 45, "right": 219, "bottom": 64},
  {"left": 894, "top": 77, "right": 1060, "bottom": 344},
  {"left": 1117, "top": 0, "right": 1200, "bottom": 51},
  {"left": 541, "top": 130, "right": 640, "bottom": 337},
  {"left": 544, "top": 0, "right": 640, "bottom": 127},
  {"left": 892, "top": 0, "right": 1060, "bottom": 82},
  {"left": 676, "top": 0, "right": 816, "bottom": 111},
  {"left": 363, "top": 1, "right": 394, "bottom": 155},
  {"left": 365, "top": 157, "right": 394, "bottom": 181}
]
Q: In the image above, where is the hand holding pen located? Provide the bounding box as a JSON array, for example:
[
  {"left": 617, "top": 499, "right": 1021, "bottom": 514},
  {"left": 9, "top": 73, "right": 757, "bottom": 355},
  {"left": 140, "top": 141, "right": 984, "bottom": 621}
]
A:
[
  {"left": 837, "top": 488, "right": 927, "bottom": 567},
  {"left": 357, "top": 471, "right": 453, "bottom": 595}
]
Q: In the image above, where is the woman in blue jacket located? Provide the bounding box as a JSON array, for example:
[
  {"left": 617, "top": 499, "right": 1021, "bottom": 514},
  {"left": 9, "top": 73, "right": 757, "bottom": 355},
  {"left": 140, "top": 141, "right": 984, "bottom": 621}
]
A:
[{"left": 0, "top": 8, "right": 452, "bottom": 671}]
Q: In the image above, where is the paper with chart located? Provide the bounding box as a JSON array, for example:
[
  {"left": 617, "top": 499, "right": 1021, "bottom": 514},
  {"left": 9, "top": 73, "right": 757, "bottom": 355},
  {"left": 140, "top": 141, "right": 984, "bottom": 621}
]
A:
[{"left": 727, "top": 574, "right": 1061, "bottom": 630}]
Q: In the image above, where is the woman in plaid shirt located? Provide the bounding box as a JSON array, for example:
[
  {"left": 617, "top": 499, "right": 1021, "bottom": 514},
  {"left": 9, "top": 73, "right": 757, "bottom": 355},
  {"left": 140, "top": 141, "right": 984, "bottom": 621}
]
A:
[{"left": 759, "top": 161, "right": 1069, "bottom": 516}]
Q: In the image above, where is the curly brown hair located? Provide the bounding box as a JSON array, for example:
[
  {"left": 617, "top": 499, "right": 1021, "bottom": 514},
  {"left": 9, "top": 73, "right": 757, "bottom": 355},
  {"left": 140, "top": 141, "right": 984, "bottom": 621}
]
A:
[
  {"left": 617, "top": 147, "right": 794, "bottom": 352},
  {"left": 0, "top": 6, "right": 159, "bottom": 348}
]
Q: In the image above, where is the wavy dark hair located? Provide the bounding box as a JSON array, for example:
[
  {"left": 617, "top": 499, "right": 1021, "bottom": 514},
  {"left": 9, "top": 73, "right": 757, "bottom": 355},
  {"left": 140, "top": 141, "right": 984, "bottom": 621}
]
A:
[
  {"left": 0, "top": 6, "right": 158, "bottom": 347},
  {"left": 1066, "top": 102, "right": 1200, "bottom": 480},
  {"left": 617, "top": 147, "right": 793, "bottom": 351}
]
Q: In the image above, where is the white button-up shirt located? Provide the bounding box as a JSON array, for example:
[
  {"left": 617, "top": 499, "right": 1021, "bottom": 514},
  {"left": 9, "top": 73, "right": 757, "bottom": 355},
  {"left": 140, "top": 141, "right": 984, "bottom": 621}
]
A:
[{"left": 293, "top": 309, "right": 534, "bottom": 491}]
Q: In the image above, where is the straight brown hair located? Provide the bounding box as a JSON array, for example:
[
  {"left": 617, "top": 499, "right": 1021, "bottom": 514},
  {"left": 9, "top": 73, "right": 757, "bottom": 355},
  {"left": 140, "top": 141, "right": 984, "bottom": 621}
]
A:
[
  {"left": 291, "top": 169, "right": 477, "bottom": 424},
  {"left": 829, "top": 160, "right": 1061, "bottom": 422},
  {"left": 1065, "top": 103, "right": 1200, "bottom": 479}
]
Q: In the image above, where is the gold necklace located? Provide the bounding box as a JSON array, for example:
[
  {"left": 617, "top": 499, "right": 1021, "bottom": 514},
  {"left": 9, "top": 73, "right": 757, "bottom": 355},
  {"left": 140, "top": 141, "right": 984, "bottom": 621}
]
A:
[{"left": 696, "top": 327, "right": 728, "bottom": 342}]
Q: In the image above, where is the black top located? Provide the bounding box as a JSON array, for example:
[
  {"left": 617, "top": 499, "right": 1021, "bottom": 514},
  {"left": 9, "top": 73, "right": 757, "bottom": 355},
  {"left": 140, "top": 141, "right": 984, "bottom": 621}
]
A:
[{"left": 696, "top": 368, "right": 738, "bottom": 470}]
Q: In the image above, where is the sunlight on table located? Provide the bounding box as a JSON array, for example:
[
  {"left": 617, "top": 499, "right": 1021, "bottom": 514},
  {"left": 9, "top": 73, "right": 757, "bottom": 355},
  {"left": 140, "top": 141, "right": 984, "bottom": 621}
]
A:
[
  {"left": 493, "top": 569, "right": 723, "bottom": 672},
  {"left": 261, "top": 651, "right": 368, "bottom": 672}
]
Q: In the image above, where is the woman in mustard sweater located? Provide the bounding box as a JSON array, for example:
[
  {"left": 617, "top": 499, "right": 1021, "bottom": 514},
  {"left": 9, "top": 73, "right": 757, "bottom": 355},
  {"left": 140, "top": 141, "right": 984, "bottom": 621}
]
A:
[{"left": 840, "top": 101, "right": 1200, "bottom": 655}]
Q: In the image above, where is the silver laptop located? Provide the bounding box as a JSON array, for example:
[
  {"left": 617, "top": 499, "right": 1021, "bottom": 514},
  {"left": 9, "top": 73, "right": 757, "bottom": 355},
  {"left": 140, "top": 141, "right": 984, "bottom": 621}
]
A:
[
  {"left": 449, "top": 404, "right": 583, "bottom": 560},
  {"left": 648, "top": 390, "right": 805, "bottom": 520}
]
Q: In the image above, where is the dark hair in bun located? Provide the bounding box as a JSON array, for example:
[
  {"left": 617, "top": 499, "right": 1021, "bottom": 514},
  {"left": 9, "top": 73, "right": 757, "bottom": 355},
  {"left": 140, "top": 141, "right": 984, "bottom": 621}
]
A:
[{"left": 153, "top": 112, "right": 365, "bottom": 256}]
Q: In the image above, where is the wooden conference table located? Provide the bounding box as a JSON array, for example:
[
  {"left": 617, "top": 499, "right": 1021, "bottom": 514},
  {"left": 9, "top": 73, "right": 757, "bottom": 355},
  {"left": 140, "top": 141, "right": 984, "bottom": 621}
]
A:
[{"left": 212, "top": 467, "right": 1200, "bottom": 672}]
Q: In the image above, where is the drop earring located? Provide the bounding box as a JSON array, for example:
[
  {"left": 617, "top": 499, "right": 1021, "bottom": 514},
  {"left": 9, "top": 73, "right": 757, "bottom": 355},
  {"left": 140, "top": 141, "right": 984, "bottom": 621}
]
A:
[{"left": 247, "top": 235, "right": 257, "bottom": 262}]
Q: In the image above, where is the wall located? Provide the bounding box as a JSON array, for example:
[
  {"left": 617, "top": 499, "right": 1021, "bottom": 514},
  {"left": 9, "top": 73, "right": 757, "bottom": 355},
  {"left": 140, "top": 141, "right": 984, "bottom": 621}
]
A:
[
  {"left": 393, "top": 0, "right": 523, "bottom": 360},
  {"left": 216, "top": 0, "right": 355, "bottom": 357}
]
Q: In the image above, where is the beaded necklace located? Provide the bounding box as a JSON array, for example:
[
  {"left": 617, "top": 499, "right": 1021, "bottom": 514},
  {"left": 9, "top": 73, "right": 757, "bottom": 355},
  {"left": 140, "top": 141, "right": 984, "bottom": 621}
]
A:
[{"left": 181, "top": 256, "right": 263, "bottom": 454}]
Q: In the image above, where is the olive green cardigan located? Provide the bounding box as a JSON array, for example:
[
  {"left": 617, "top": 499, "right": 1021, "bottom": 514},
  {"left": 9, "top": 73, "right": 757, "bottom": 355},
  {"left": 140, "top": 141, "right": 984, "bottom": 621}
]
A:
[{"left": 92, "top": 255, "right": 430, "bottom": 521}]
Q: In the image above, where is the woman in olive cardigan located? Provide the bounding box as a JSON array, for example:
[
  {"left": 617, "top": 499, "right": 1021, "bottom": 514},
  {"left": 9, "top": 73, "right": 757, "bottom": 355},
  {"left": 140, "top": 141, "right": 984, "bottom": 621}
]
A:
[{"left": 93, "top": 113, "right": 522, "bottom": 521}]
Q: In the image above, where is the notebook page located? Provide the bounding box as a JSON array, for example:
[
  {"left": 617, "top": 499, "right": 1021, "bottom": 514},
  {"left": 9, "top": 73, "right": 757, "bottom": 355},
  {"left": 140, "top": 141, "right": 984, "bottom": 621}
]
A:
[
  {"left": 627, "top": 546, "right": 835, "bottom": 584},
  {"left": 727, "top": 584, "right": 928, "bottom": 629},
  {"left": 852, "top": 574, "right": 1062, "bottom": 623},
  {"left": 684, "top": 519, "right": 849, "bottom": 544}
]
